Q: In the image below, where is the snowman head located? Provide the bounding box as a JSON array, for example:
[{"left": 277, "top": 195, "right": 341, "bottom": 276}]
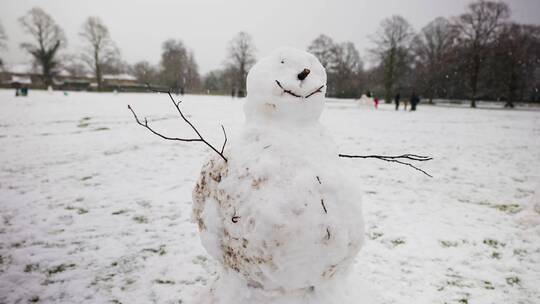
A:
[{"left": 244, "top": 47, "right": 327, "bottom": 124}]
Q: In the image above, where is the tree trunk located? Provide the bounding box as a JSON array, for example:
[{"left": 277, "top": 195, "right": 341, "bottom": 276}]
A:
[
  {"left": 42, "top": 60, "right": 52, "bottom": 88},
  {"left": 94, "top": 49, "right": 102, "bottom": 92},
  {"left": 469, "top": 52, "right": 480, "bottom": 108},
  {"left": 384, "top": 49, "right": 396, "bottom": 104}
]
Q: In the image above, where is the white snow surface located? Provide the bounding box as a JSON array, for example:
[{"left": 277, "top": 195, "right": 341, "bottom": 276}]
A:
[{"left": 0, "top": 89, "right": 539, "bottom": 303}]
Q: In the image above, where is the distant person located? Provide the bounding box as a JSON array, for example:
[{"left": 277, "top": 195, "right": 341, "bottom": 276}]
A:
[
  {"left": 180, "top": 87, "right": 185, "bottom": 95},
  {"left": 238, "top": 89, "right": 245, "bottom": 98},
  {"left": 403, "top": 98, "right": 409, "bottom": 111},
  {"left": 374, "top": 96, "right": 379, "bottom": 109},
  {"left": 410, "top": 92, "right": 420, "bottom": 111},
  {"left": 394, "top": 93, "right": 400, "bottom": 111},
  {"left": 231, "top": 88, "right": 236, "bottom": 98}
]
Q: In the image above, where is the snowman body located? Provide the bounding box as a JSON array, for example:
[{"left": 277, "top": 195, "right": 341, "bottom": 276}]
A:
[{"left": 193, "top": 48, "right": 365, "bottom": 303}]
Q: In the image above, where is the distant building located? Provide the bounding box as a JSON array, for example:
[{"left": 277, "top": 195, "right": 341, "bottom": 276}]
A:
[
  {"left": 101, "top": 74, "right": 147, "bottom": 92},
  {"left": 0, "top": 63, "right": 147, "bottom": 92}
]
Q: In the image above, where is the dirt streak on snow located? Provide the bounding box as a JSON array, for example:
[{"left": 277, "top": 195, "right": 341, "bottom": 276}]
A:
[{"left": 0, "top": 90, "right": 539, "bottom": 303}]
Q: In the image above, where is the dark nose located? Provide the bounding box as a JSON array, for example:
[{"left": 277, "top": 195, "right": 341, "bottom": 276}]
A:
[{"left": 297, "top": 68, "right": 310, "bottom": 81}]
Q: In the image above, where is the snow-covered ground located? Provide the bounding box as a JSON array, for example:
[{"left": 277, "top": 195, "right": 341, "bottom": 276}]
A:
[{"left": 0, "top": 89, "right": 539, "bottom": 304}]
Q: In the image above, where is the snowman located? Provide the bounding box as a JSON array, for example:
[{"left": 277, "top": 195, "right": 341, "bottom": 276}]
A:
[{"left": 193, "top": 47, "right": 370, "bottom": 304}]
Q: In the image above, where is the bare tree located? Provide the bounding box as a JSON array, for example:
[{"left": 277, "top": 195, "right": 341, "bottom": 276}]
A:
[
  {"left": 307, "top": 34, "right": 336, "bottom": 69},
  {"left": 0, "top": 20, "right": 7, "bottom": 50},
  {"left": 0, "top": 19, "right": 7, "bottom": 67},
  {"left": 413, "top": 17, "right": 458, "bottom": 103},
  {"left": 132, "top": 61, "right": 159, "bottom": 85},
  {"left": 202, "top": 66, "right": 238, "bottom": 95},
  {"left": 185, "top": 51, "right": 201, "bottom": 92},
  {"left": 160, "top": 39, "right": 188, "bottom": 93},
  {"left": 308, "top": 36, "right": 364, "bottom": 98},
  {"left": 490, "top": 23, "right": 540, "bottom": 107},
  {"left": 202, "top": 70, "right": 223, "bottom": 94},
  {"left": 80, "top": 17, "right": 119, "bottom": 91},
  {"left": 60, "top": 54, "right": 88, "bottom": 77},
  {"left": 19, "top": 7, "right": 66, "bottom": 87},
  {"left": 453, "top": 0, "right": 510, "bottom": 107},
  {"left": 226, "top": 32, "right": 256, "bottom": 96},
  {"left": 370, "top": 15, "right": 415, "bottom": 103},
  {"left": 329, "top": 42, "right": 364, "bottom": 98}
]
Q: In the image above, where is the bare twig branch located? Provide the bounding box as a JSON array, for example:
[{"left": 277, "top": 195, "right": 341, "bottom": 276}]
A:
[
  {"left": 275, "top": 80, "right": 301, "bottom": 98},
  {"left": 127, "top": 84, "right": 228, "bottom": 162},
  {"left": 128, "top": 105, "right": 201, "bottom": 142},
  {"left": 220, "top": 125, "right": 227, "bottom": 154},
  {"left": 321, "top": 199, "right": 327, "bottom": 214},
  {"left": 339, "top": 153, "right": 433, "bottom": 177},
  {"left": 305, "top": 85, "right": 325, "bottom": 98},
  {"left": 338, "top": 154, "right": 432, "bottom": 161},
  {"left": 275, "top": 80, "right": 325, "bottom": 99},
  {"left": 231, "top": 210, "right": 240, "bottom": 223}
]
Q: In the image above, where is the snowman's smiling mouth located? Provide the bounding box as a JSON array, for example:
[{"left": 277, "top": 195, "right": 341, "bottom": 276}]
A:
[{"left": 275, "top": 80, "right": 324, "bottom": 99}]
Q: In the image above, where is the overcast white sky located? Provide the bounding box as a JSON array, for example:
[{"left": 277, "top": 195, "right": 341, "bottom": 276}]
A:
[{"left": 1, "top": 0, "right": 539, "bottom": 74}]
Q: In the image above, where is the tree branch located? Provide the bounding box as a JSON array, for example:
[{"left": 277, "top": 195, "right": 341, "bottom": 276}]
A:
[
  {"left": 220, "top": 125, "right": 227, "bottom": 154},
  {"left": 127, "top": 105, "right": 201, "bottom": 143},
  {"left": 127, "top": 84, "right": 228, "bottom": 162},
  {"left": 338, "top": 153, "right": 433, "bottom": 177}
]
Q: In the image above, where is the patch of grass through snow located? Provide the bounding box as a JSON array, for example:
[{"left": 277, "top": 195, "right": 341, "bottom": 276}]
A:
[
  {"left": 24, "top": 263, "right": 40, "bottom": 272},
  {"left": 390, "top": 238, "right": 406, "bottom": 246},
  {"left": 77, "top": 117, "right": 91, "bottom": 128},
  {"left": 483, "top": 238, "right": 505, "bottom": 249},
  {"left": 154, "top": 279, "right": 175, "bottom": 284},
  {"left": 132, "top": 215, "right": 148, "bottom": 224},
  {"left": 367, "top": 231, "right": 384, "bottom": 240},
  {"left": 491, "top": 203, "right": 521, "bottom": 214},
  {"left": 483, "top": 281, "right": 495, "bottom": 290},
  {"left": 47, "top": 263, "right": 76, "bottom": 276},
  {"left": 506, "top": 276, "right": 520, "bottom": 286},
  {"left": 439, "top": 240, "right": 459, "bottom": 248},
  {"left": 65, "top": 205, "right": 89, "bottom": 215},
  {"left": 142, "top": 245, "right": 166, "bottom": 256},
  {"left": 112, "top": 209, "right": 128, "bottom": 215}
]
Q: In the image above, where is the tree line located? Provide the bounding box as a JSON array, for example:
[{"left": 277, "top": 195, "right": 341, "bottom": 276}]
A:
[
  {"left": 308, "top": 0, "right": 539, "bottom": 107},
  {"left": 0, "top": 7, "right": 255, "bottom": 96},
  {"left": 366, "top": 1, "right": 540, "bottom": 107},
  {"left": 0, "top": 0, "right": 538, "bottom": 106}
]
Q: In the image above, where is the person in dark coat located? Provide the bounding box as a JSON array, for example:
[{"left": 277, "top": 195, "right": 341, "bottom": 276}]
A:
[
  {"left": 394, "top": 93, "right": 400, "bottom": 111},
  {"left": 410, "top": 92, "right": 420, "bottom": 111}
]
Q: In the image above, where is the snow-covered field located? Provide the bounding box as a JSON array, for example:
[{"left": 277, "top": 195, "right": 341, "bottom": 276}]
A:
[{"left": 0, "top": 89, "right": 539, "bottom": 304}]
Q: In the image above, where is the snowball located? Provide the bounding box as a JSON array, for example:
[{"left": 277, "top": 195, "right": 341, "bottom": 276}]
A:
[{"left": 244, "top": 47, "right": 327, "bottom": 125}]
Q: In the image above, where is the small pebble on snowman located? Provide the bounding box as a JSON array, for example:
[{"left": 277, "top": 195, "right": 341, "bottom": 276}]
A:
[{"left": 193, "top": 47, "right": 375, "bottom": 304}]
